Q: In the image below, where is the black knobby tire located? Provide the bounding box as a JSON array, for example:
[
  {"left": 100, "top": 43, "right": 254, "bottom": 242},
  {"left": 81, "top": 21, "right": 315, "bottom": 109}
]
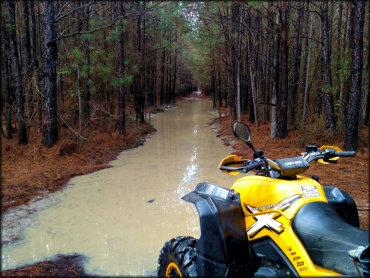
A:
[{"left": 157, "top": 236, "right": 198, "bottom": 278}]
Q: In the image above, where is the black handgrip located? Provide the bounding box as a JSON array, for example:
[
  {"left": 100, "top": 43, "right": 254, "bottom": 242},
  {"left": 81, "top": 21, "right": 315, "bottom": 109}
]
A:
[
  {"left": 220, "top": 160, "right": 262, "bottom": 173},
  {"left": 335, "top": 151, "right": 356, "bottom": 157},
  {"left": 220, "top": 166, "right": 245, "bottom": 171},
  {"left": 244, "top": 160, "right": 262, "bottom": 172}
]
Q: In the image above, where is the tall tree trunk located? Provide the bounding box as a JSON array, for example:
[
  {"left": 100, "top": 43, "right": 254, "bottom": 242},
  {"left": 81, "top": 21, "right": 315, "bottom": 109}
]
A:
[
  {"left": 302, "top": 5, "right": 313, "bottom": 130},
  {"left": 321, "top": 2, "right": 337, "bottom": 131},
  {"left": 6, "top": 0, "right": 28, "bottom": 144},
  {"left": 160, "top": 48, "right": 165, "bottom": 106},
  {"left": 247, "top": 33, "right": 258, "bottom": 128},
  {"left": 118, "top": 0, "right": 126, "bottom": 134},
  {"left": 231, "top": 1, "right": 242, "bottom": 122},
  {"left": 23, "top": 0, "right": 33, "bottom": 119},
  {"left": 335, "top": 2, "right": 343, "bottom": 101},
  {"left": 83, "top": 5, "right": 91, "bottom": 123},
  {"left": 344, "top": 1, "right": 365, "bottom": 150},
  {"left": 289, "top": 2, "right": 303, "bottom": 126},
  {"left": 279, "top": 3, "right": 289, "bottom": 139},
  {"left": 166, "top": 44, "right": 171, "bottom": 105},
  {"left": 339, "top": 3, "right": 349, "bottom": 106},
  {"left": 1, "top": 25, "right": 13, "bottom": 139},
  {"left": 217, "top": 65, "right": 222, "bottom": 117},
  {"left": 271, "top": 5, "right": 280, "bottom": 139},
  {"left": 43, "top": 0, "right": 58, "bottom": 147},
  {"left": 364, "top": 6, "right": 370, "bottom": 127},
  {"left": 211, "top": 71, "right": 216, "bottom": 108},
  {"left": 244, "top": 10, "right": 254, "bottom": 124},
  {"left": 172, "top": 39, "right": 177, "bottom": 104},
  {"left": 0, "top": 17, "right": 5, "bottom": 137},
  {"left": 135, "top": 1, "right": 144, "bottom": 123},
  {"left": 30, "top": 0, "right": 43, "bottom": 133}
]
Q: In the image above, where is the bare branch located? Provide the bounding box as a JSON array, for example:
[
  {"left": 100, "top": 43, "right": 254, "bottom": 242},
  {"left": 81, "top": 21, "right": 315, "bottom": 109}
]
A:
[
  {"left": 58, "top": 114, "right": 88, "bottom": 140},
  {"left": 53, "top": 16, "right": 121, "bottom": 43},
  {"left": 290, "top": 36, "right": 322, "bottom": 45},
  {"left": 55, "top": 2, "right": 93, "bottom": 22}
]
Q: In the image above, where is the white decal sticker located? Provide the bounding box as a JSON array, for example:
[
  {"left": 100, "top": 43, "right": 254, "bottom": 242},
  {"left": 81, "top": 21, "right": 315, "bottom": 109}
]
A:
[
  {"left": 301, "top": 186, "right": 320, "bottom": 198},
  {"left": 245, "top": 194, "right": 303, "bottom": 238}
]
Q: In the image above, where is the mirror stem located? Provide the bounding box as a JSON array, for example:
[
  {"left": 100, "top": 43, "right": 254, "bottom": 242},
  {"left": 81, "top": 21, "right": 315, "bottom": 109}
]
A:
[{"left": 248, "top": 142, "right": 255, "bottom": 152}]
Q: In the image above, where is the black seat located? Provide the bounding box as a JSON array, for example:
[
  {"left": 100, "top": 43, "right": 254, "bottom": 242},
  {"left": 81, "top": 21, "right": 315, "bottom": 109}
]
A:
[{"left": 292, "top": 202, "right": 370, "bottom": 276}]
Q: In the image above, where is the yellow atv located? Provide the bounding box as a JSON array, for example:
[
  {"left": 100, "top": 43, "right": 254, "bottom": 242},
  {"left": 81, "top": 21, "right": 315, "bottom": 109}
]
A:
[{"left": 157, "top": 122, "right": 369, "bottom": 277}]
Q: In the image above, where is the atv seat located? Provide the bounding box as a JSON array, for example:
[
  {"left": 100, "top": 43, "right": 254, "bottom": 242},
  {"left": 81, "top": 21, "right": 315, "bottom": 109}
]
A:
[{"left": 292, "top": 202, "right": 369, "bottom": 276}]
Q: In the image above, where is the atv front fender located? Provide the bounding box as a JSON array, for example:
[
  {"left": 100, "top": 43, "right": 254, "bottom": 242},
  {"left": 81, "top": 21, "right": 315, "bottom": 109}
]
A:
[{"left": 182, "top": 182, "right": 255, "bottom": 277}]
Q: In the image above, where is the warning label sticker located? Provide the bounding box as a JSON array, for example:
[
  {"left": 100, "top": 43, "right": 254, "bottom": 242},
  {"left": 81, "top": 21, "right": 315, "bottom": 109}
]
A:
[{"left": 301, "top": 186, "right": 320, "bottom": 198}]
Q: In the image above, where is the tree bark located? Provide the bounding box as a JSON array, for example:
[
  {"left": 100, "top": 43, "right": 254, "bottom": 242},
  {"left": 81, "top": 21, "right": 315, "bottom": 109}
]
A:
[
  {"left": 302, "top": 4, "right": 313, "bottom": 130},
  {"left": 171, "top": 35, "right": 177, "bottom": 105},
  {"left": 23, "top": 0, "right": 32, "bottom": 72},
  {"left": 364, "top": 5, "right": 370, "bottom": 127},
  {"left": 118, "top": 0, "right": 126, "bottom": 134},
  {"left": 6, "top": 0, "right": 28, "bottom": 144},
  {"left": 321, "top": 2, "right": 337, "bottom": 131},
  {"left": 0, "top": 17, "right": 5, "bottom": 137},
  {"left": 23, "top": 0, "right": 34, "bottom": 120},
  {"left": 83, "top": 5, "right": 91, "bottom": 123},
  {"left": 278, "top": 2, "right": 289, "bottom": 139},
  {"left": 231, "top": 1, "right": 242, "bottom": 122},
  {"left": 43, "top": 0, "right": 58, "bottom": 147},
  {"left": 1, "top": 25, "right": 13, "bottom": 139},
  {"left": 289, "top": 2, "right": 303, "bottom": 126},
  {"left": 344, "top": 1, "right": 365, "bottom": 150},
  {"left": 160, "top": 48, "right": 165, "bottom": 106},
  {"left": 30, "top": 1, "right": 43, "bottom": 133},
  {"left": 135, "top": 1, "right": 144, "bottom": 123},
  {"left": 247, "top": 33, "right": 258, "bottom": 128},
  {"left": 269, "top": 2, "right": 279, "bottom": 139}
]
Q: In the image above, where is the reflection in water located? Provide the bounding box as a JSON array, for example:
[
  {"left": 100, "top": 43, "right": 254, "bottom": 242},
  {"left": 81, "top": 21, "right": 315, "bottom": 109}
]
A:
[{"left": 2, "top": 100, "right": 237, "bottom": 276}]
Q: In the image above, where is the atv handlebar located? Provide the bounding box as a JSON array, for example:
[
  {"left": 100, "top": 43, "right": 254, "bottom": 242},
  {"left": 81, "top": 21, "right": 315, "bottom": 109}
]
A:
[
  {"left": 304, "top": 149, "right": 356, "bottom": 163},
  {"left": 243, "top": 160, "right": 263, "bottom": 172},
  {"left": 220, "top": 159, "right": 263, "bottom": 173},
  {"left": 335, "top": 151, "right": 356, "bottom": 157},
  {"left": 220, "top": 148, "right": 356, "bottom": 176}
]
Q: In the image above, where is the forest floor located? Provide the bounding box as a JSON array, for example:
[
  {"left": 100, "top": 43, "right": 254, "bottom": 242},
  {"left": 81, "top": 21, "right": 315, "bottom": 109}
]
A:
[
  {"left": 1, "top": 111, "right": 164, "bottom": 214},
  {"left": 1, "top": 94, "right": 369, "bottom": 276}
]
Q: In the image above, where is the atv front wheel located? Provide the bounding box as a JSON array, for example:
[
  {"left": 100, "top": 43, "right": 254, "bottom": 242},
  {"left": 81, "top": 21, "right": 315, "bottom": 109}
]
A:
[{"left": 157, "top": 236, "right": 198, "bottom": 278}]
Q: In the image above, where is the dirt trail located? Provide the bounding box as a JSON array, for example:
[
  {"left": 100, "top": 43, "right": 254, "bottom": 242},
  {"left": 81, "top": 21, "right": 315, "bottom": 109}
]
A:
[
  {"left": 2, "top": 95, "right": 368, "bottom": 276},
  {"left": 2, "top": 99, "right": 236, "bottom": 276}
]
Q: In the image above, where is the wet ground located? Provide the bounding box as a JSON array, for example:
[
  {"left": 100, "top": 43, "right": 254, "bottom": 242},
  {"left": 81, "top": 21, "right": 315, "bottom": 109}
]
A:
[{"left": 1, "top": 99, "right": 237, "bottom": 276}]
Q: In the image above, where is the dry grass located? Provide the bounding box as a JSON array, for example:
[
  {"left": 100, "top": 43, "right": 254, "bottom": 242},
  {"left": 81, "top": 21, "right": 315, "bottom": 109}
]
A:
[{"left": 210, "top": 111, "right": 369, "bottom": 229}]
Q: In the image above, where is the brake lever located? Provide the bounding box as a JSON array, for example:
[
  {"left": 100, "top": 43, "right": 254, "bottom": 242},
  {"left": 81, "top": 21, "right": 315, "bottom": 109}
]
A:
[
  {"left": 324, "top": 157, "right": 337, "bottom": 163},
  {"left": 323, "top": 149, "right": 337, "bottom": 163}
]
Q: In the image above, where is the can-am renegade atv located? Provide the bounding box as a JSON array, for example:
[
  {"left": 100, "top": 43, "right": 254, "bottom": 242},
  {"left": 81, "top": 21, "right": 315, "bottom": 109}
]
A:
[{"left": 157, "top": 122, "right": 369, "bottom": 277}]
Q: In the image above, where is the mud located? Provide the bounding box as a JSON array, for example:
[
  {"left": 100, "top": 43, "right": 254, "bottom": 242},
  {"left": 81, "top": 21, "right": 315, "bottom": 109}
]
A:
[{"left": 1, "top": 99, "right": 236, "bottom": 276}]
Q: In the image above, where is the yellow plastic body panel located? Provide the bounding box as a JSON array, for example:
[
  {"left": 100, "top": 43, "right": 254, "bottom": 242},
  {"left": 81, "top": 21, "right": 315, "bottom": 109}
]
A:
[
  {"left": 232, "top": 175, "right": 341, "bottom": 276},
  {"left": 218, "top": 155, "right": 249, "bottom": 176},
  {"left": 318, "top": 145, "right": 342, "bottom": 164}
]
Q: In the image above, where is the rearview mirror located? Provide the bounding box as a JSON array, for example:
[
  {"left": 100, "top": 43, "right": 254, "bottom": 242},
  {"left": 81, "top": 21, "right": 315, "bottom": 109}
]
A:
[
  {"left": 233, "top": 122, "right": 251, "bottom": 143},
  {"left": 233, "top": 122, "right": 255, "bottom": 152}
]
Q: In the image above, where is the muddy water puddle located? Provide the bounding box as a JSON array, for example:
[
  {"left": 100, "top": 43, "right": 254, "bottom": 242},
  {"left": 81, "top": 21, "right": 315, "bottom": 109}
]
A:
[{"left": 1, "top": 99, "right": 237, "bottom": 276}]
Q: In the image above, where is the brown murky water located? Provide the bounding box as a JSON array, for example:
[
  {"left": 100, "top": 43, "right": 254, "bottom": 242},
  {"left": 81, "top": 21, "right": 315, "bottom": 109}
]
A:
[{"left": 2, "top": 99, "right": 238, "bottom": 276}]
